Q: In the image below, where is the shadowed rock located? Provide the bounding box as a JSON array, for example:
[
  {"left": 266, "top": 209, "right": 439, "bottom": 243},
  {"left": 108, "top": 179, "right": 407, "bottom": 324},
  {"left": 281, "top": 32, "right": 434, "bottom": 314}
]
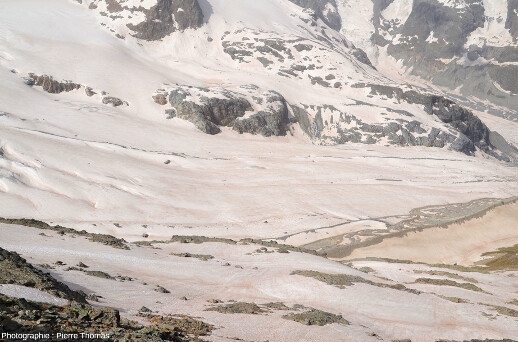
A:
[{"left": 353, "top": 83, "right": 516, "bottom": 160}]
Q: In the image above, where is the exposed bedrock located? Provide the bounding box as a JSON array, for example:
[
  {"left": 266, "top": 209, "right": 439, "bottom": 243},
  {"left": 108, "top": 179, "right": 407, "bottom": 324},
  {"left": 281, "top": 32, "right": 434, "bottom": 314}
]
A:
[
  {"left": 354, "top": 83, "right": 515, "bottom": 159},
  {"left": 0, "top": 247, "right": 86, "bottom": 303},
  {"left": 373, "top": 0, "right": 517, "bottom": 111},
  {"left": 26, "top": 73, "right": 126, "bottom": 107},
  {"left": 28, "top": 74, "right": 81, "bottom": 94},
  {"left": 126, "top": 0, "right": 204, "bottom": 41},
  {"left": 233, "top": 91, "right": 290, "bottom": 137},
  {"left": 164, "top": 87, "right": 291, "bottom": 136}
]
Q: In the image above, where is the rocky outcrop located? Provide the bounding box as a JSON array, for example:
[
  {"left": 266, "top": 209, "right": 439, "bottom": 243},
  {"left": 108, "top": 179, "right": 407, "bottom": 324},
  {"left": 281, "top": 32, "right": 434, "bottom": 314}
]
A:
[
  {"left": 220, "top": 28, "right": 376, "bottom": 97},
  {"left": 355, "top": 0, "right": 518, "bottom": 114},
  {"left": 0, "top": 247, "right": 86, "bottom": 303},
  {"left": 292, "top": 106, "right": 315, "bottom": 138},
  {"left": 351, "top": 48, "right": 376, "bottom": 70},
  {"left": 162, "top": 86, "right": 291, "bottom": 136},
  {"left": 354, "top": 83, "right": 504, "bottom": 157},
  {"left": 426, "top": 96, "right": 490, "bottom": 154},
  {"left": 0, "top": 291, "right": 213, "bottom": 341},
  {"left": 153, "top": 90, "right": 169, "bottom": 105},
  {"left": 0, "top": 218, "right": 130, "bottom": 250},
  {"left": 0, "top": 242, "right": 214, "bottom": 340},
  {"left": 28, "top": 74, "right": 81, "bottom": 94},
  {"left": 168, "top": 87, "right": 252, "bottom": 135},
  {"left": 127, "top": 0, "right": 204, "bottom": 41},
  {"left": 233, "top": 91, "right": 290, "bottom": 137},
  {"left": 85, "top": 86, "right": 97, "bottom": 97},
  {"left": 283, "top": 309, "right": 349, "bottom": 326},
  {"left": 102, "top": 96, "right": 124, "bottom": 107},
  {"left": 155, "top": 82, "right": 515, "bottom": 160},
  {"left": 392, "top": 0, "right": 485, "bottom": 59},
  {"left": 25, "top": 73, "right": 127, "bottom": 107},
  {"left": 0, "top": 293, "right": 214, "bottom": 340}
]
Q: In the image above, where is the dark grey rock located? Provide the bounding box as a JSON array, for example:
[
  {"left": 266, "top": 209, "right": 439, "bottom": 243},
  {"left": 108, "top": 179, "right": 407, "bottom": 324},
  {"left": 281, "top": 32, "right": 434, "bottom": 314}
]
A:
[
  {"left": 233, "top": 91, "right": 290, "bottom": 136},
  {"left": 368, "top": 0, "right": 518, "bottom": 111},
  {"left": 168, "top": 87, "right": 252, "bottom": 135},
  {"left": 293, "top": 43, "right": 313, "bottom": 52},
  {"left": 102, "top": 96, "right": 124, "bottom": 107},
  {"left": 313, "top": 111, "right": 324, "bottom": 138},
  {"left": 127, "top": 0, "right": 204, "bottom": 41},
  {"left": 22, "top": 77, "right": 35, "bottom": 86},
  {"left": 351, "top": 48, "right": 376, "bottom": 69},
  {"left": 0, "top": 247, "right": 86, "bottom": 303},
  {"left": 164, "top": 87, "right": 292, "bottom": 137},
  {"left": 257, "top": 57, "right": 273, "bottom": 67},
  {"left": 352, "top": 82, "right": 506, "bottom": 157},
  {"left": 85, "top": 87, "right": 97, "bottom": 97},
  {"left": 309, "top": 76, "right": 330, "bottom": 87},
  {"left": 291, "top": 106, "right": 314, "bottom": 137}
]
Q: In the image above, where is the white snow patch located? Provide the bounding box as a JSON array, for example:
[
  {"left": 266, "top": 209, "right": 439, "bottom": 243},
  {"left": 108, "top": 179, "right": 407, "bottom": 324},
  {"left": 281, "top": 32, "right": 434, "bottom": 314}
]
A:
[{"left": 0, "top": 284, "right": 69, "bottom": 305}]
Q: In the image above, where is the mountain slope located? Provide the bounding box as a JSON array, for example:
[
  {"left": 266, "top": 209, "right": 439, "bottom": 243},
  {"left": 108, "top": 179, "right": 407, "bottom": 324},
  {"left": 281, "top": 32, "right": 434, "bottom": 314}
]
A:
[
  {"left": 71, "top": 0, "right": 518, "bottom": 160},
  {"left": 1, "top": 2, "right": 518, "bottom": 341},
  {"left": 325, "top": 0, "right": 518, "bottom": 119}
]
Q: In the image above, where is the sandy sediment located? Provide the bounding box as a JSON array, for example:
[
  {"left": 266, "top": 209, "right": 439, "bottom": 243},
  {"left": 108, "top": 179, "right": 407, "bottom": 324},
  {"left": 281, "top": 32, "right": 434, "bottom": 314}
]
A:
[{"left": 346, "top": 201, "right": 518, "bottom": 265}]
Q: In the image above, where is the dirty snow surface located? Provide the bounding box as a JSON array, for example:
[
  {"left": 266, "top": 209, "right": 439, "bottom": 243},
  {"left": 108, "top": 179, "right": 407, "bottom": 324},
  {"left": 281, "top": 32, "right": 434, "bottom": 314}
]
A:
[
  {"left": 0, "top": 0, "right": 517, "bottom": 341},
  {"left": 0, "top": 284, "right": 69, "bottom": 306}
]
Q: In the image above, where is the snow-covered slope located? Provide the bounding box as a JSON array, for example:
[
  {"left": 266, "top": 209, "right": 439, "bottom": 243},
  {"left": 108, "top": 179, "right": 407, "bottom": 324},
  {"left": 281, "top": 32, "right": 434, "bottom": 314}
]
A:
[
  {"left": 1, "top": 1, "right": 518, "bottom": 341},
  {"left": 0, "top": 0, "right": 517, "bottom": 231},
  {"left": 0, "top": 0, "right": 516, "bottom": 228}
]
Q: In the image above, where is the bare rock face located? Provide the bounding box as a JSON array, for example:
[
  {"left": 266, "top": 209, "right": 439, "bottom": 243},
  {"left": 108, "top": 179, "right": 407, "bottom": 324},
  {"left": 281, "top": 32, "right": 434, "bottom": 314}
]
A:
[
  {"left": 162, "top": 86, "right": 291, "bottom": 136},
  {"left": 350, "top": 0, "right": 518, "bottom": 116},
  {"left": 233, "top": 91, "right": 290, "bottom": 137},
  {"left": 168, "top": 87, "right": 253, "bottom": 135},
  {"left": 127, "top": 0, "right": 204, "bottom": 41},
  {"left": 355, "top": 83, "right": 504, "bottom": 158},
  {"left": 291, "top": 106, "right": 314, "bottom": 138},
  {"left": 28, "top": 74, "right": 81, "bottom": 94}
]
